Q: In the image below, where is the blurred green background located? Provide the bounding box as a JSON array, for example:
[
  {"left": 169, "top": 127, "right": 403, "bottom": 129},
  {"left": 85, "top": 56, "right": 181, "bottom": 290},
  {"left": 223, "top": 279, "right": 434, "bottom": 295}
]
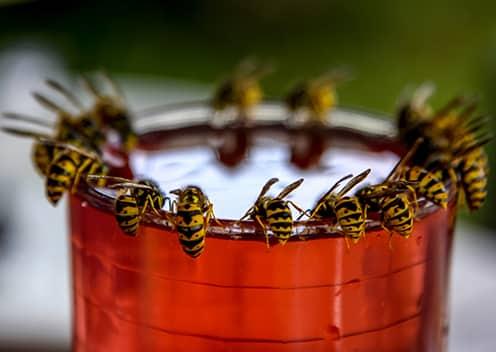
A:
[{"left": 1, "top": 0, "right": 495, "bottom": 227}]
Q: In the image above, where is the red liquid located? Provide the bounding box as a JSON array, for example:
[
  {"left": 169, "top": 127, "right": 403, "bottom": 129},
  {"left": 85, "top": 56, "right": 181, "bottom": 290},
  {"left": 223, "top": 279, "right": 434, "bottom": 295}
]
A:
[{"left": 70, "top": 121, "right": 455, "bottom": 352}]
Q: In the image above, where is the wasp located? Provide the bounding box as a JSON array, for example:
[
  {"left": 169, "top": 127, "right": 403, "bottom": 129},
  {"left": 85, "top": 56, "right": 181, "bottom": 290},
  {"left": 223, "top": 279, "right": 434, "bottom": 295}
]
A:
[
  {"left": 212, "top": 60, "right": 272, "bottom": 118},
  {"left": 87, "top": 175, "right": 166, "bottom": 236},
  {"left": 309, "top": 169, "right": 371, "bottom": 244},
  {"left": 82, "top": 72, "right": 137, "bottom": 150},
  {"left": 397, "top": 87, "right": 490, "bottom": 207},
  {"left": 42, "top": 140, "right": 108, "bottom": 205},
  {"left": 239, "top": 178, "right": 305, "bottom": 247},
  {"left": 2, "top": 127, "right": 62, "bottom": 176},
  {"left": 398, "top": 89, "right": 491, "bottom": 211},
  {"left": 168, "top": 186, "right": 216, "bottom": 258},
  {"left": 379, "top": 191, "right": 416, "bottom": 239},
  {"left": 357, "top": 140, "right": 441, "bottom": 238},
  {"left": 397, "top": 83, "right": 436, "bottom": 146},
  {"left": 2, "top": 82, "right": 106, "bottom": 174},
  {"left": 286, "top": 69, "right": 350, "bottom": 123},
  {"left": 398, "top": 166, "right": 448, "bottom": 208},
  {"left": 358, "top": 182, "right": 417, "bottom": 239},
  {"left": 425, "top": 136, "right": 490, "bottom": 211},
  {"left": 457, "top": 147, "right": 488, "bottom": 211},
  {"left": 35, "top": 80, "right": 106, "bottom": 150}
]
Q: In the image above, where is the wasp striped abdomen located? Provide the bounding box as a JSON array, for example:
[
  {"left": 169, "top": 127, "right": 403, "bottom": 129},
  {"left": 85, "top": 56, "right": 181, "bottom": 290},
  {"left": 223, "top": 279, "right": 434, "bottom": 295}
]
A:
[
  {"left": 46, "top": 151, "right": 80, "bottom": 205},
  {"left": 381, "top": 193, "right": 415, "bottom": 237},
  {"left": 402, "top": 166, "right": 448, "bottom": 208},
  {"left": 33, "top": 142, "right": 58, "bottom": 175},
  {"left": 265, "top": 199, "right": 293, "bottom": 245},
  {"left": 115, "top": 194, "right": 140, "bottom": 235},
  {"left": 334, "top": 196, "right": 367, "bottom": 242},
  {"left": 45, "top": 144, "right": 107, "bottom": 206},
  {"left": 458, "top": 151, "right": 488, "bottom": 211},
  {"left": 171, "top": 186, "right": 214, "bottom": 258},
  {"left": 176, "top": 204, "right": 206, "bottom": 258}
]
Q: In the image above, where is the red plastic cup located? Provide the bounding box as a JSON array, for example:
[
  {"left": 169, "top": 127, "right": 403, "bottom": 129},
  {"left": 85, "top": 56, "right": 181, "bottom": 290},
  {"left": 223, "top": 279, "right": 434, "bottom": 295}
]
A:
[{"left": 70, "top": 104, "right": 455, "bottom": 352}]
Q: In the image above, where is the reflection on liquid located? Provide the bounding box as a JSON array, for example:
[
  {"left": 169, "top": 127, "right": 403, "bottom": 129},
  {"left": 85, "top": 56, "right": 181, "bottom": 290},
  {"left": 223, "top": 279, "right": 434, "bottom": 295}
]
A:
[{"left": 130, "top": 137, "right": 398, "bottom": 218}]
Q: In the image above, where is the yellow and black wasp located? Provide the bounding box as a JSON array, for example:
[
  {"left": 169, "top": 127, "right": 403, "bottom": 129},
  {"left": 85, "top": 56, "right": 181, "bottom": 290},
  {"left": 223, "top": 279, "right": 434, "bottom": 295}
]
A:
[
  {"left": 457, "top": 147, "right": 488, "bottom": 211},
  {"left": 286, "top": 69, "right": 350, "bottom": 123},
  {"left": 1, "top": 127, "right": 65, "bottom": 176},
  {"left": 239, "top": 178, "right": 305, "bottom": 247},
  {"left": 357, "top": 139, "right": 446, "bottom": 239},
  {"left": 397, "top": 88, "right": 490, "bottom": 211},
  {"left": 87, "top": 175, "right": 167, "bottom": 236},
  {"left": 82, "top": 72, "right": 137, "bottom": 150},
  {"left": 212, "top": 60, "right": 272, "bottom": 117},
  {"left": 359, "top": 139, "right": 448, "bottom": 209},
  {"left": 34, "top": 80, "right": 106, "bottom": 151},
  {"left": 308, "top": 169, "right": 371, "bottom": 244},
  {"left": 42, "top": 140, "right": 108, "bottom": 205},
  {"left": 425, "top": 136, "right": 490, "bottom": 211},
  {"left": 168, "top": 186, "right": 216, "bottom": 258},
  {"left": 44, "top": 140, "right": 108, "bottom": 205},
  {"left": 358, "top": 182, "right": 416, "bottom": 239},
  {"left": 2, "top": 81, "right": 106, "bottom": 175}
]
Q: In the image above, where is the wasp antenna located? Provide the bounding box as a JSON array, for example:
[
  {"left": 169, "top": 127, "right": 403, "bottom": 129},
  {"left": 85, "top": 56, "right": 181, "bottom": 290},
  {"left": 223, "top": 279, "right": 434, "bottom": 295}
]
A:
[
  {"left": 316, "top": 173, "right": 354, "bottom": 205},
  {"left": 464, "top": 122, "right": 488, "bottom": 137},
  {"left": 463, "top": 114, "right": 489, "bottom": 131},
  {"left": 255, "top": 178, "right": 279, "bottom": 200},
  {"left": 86, "top": 175, "right": 130, "bottom": 187},
  {"left": 108, "top": 182, "right": 153, "bottom": 190},
  {"left": 45, "top": 79, "right": 84, "bottom": 110},
  {"left": 277, "top": 178, "right": 304, "bottom": 199},
  {"left": 318, "top": 67, "right": 353, "bottom": 86},
  {"left": 32, "top": 92, "right": 71, "bottom": 116},
  {"left": 433, "top": 96, "right": 466, "bottom": 119},
  {"left": 1, "top": 126, "right": 51, "bottom": 139},
  {"left": 338, "top": 168, "right": 371, "bottom": 197},
  {"left": 81, "top": 75, "right": 101, "bottom": 98},
  {"left": 459, "top": 100, "right": 478, "bottom": 119},
  {"left": 387, "top": 138, "right": 423, "bottom": 180},
  {"left": 2, "top": 112, "right": 54, "bottom": 128}
]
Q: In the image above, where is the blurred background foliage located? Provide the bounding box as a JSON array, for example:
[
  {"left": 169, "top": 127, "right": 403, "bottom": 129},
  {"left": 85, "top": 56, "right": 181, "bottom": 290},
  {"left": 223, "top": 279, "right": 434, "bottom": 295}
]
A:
[{"left": 1, "top": 0, "right": 495, "bottom": 227}]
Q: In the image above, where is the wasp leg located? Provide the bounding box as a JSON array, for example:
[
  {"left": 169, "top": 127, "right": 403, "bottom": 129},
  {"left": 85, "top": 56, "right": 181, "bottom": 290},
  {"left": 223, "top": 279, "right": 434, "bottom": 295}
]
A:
[
  {"left": 207, "top": 202, "right": 223, "bottom": 227},
  {"left": 254, "top": 215, "right": 270, "bottom": 248},
  {"left": 344, "top": 235, "right": 351, "bottom": 250},
  {"left": 304, "top": 201, "right": 327, "bottom": 221},
  {"left": 140, "top": 198, "right": 150, "bottom": 219},
  {"left": 406, "top": 185, "right": 419, "bottom": 214},
  {"left": 448, "top": 167, "right": 460, "bottom": 199},
  {"left": 235, "top": 207, "right": 254, "bottom": 234},
  {"left": 239, "top": 206, "right": 254, "bottom": 222},
  {"left": 146, "top": 194, "right": 162, "bottom": 216},
  {"left": 164, "top": 197, "right": 174, "bottom": 212},
  {"left": 287, "top": 200, "right": 311, "bottom": 220},
  {"left": 205, "top": 206, "right": 213, "bottom": 229},
  {"left": 381, "top": 224, "right": 394, "bottom": 251},
  {"left": 170, "top": 199, "right": 178, "bottom": 213},
  {"left": 296, "top": 209, "right": 313, "bottom": 221},
  {"left": 360, "top": 207, "right": 368, "bottom": 241},
  {"left": 71, "top": 158, "right": 93, "bottom": 194},
  {"left": 164, "top": 211, "right": 176, "bottom": 228}
]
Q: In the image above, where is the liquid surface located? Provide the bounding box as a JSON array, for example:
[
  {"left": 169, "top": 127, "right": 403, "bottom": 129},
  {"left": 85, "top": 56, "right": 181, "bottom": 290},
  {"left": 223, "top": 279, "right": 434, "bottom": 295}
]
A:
[
  {"left": 128, "top": 128, "right": 399, "bottom": 219},
  {"left": 131, "top": 147, "right": 398, "bottom": 219}
]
